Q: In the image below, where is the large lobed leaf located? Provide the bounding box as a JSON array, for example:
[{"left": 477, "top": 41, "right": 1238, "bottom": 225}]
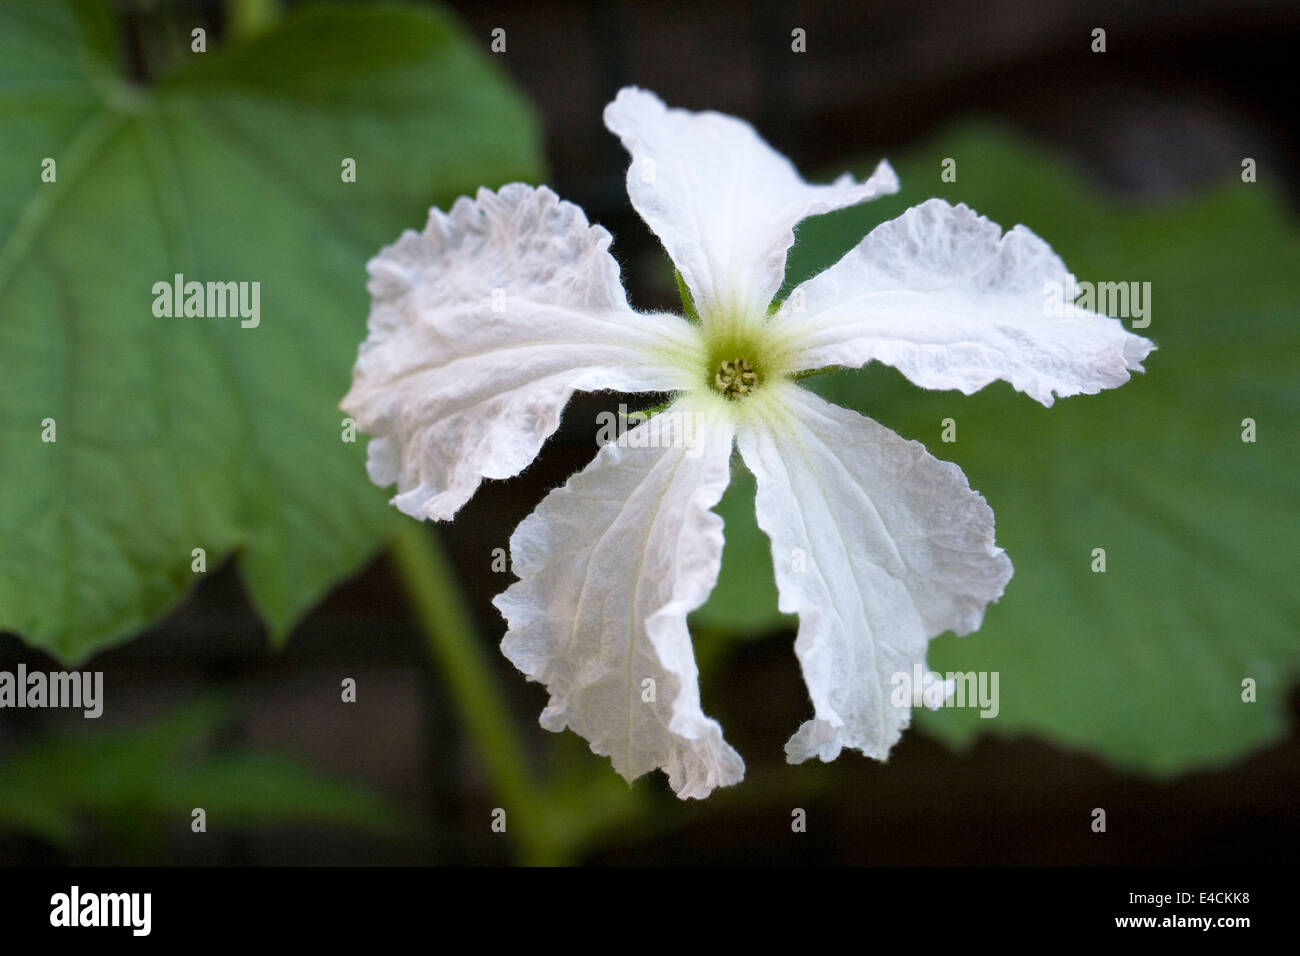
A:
[
  {"left": 0, "top": 1, "right": 543, "bottom": 662},
  {"left": 0, "top": 698, "right": 414, "bottom": 848},
  {"left": 698, "top": 125, "right": 1299, "bottom": 776}
]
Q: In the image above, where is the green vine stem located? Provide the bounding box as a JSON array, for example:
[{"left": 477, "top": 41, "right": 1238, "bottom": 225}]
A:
[{"left": 390, "top": 522, "right": 565, "bottom": 865}]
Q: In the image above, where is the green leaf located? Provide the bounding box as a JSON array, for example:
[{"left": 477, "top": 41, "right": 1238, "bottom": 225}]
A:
[
  {"left": 0, "top": 698, "right": 415, "bottom": 852},
  {"left": 692, "top": 464, "right": 789, "bottom": 639},
  {"left": 698, "top": 124, "right": 1300, "bottom": 775},
  {"left": 0, "top": 1, "right": 544, "bottom": 662}
]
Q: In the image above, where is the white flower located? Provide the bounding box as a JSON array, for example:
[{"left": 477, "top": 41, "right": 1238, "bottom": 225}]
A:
[{"left": 342, "top": 87, "right": 1155, "bottom": 799}]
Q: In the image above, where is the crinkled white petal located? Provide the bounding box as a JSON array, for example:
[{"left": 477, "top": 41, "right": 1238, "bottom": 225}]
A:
[
  {"left": 494, "top": 400, "right": 743, "bottom": 799},
  {"left": 341, "top": 183, "right": 701, "bottom": 521},
  {"left": 774, "top": 199, "right": 1156, "bottom": 406},
  {"left": 736, "top": 383, "right": 1013, "bottom": 765},
  {"left": 604, "top": 86, "right": 898, "bottom": 322}
]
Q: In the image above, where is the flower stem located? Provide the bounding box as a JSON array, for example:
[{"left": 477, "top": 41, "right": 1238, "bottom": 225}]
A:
[{"left": 390, "top": 522, "right": 564, "bottom": 865}]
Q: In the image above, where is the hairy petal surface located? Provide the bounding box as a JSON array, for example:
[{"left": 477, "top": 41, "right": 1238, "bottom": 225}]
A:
[
  {"left": 736, "top": 383, "right": 1013, "bottom": 764},
  {"left": 775, "top": 199, "right": 1155, "bottom": 406},
  {"left": 604, "top": 87, "right": 898, "bottom": 322},
  {"left": 495, "top": 401, "right": 743, "bottom": 799},
  {"left": 342, "top": 183, "right": 700, "bottom": 520}
]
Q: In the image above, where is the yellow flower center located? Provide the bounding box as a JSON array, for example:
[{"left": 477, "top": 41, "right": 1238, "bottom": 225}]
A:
[{"left": 714, "top": 357, "right": 758, "bottom": 399}]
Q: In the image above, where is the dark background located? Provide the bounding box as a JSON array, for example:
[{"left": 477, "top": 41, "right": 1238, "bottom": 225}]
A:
[{"left": 1, "top": 0, "right": 1297, "bottom": 865}]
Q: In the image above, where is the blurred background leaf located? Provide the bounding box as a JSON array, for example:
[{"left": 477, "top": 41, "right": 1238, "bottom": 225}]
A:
[
  {"left": 0, "top": 0, "right": 543, "bottom": 663},
  {"left": 697, "top": 124, "right": 1300, "bottom": 776},
  {"left": 0, "top": 697, "right": 416, "bottom": 857}
]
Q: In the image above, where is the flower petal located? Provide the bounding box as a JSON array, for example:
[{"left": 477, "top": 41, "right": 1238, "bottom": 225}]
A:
[
  {"left": 604, "top": 87, "right": 898, "bottom": 322},
  {"left": 342, "top": 183, "right": 700, "bottom": 520},
  {"left": 736, "top": 383, "right": 1013, "bottom": 764},
  {"left": 774, "top": 199, "right": 1155, "bottom": 406},
  {"left": 494, "top": 400, "right": 743, "bottom": 798}
]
